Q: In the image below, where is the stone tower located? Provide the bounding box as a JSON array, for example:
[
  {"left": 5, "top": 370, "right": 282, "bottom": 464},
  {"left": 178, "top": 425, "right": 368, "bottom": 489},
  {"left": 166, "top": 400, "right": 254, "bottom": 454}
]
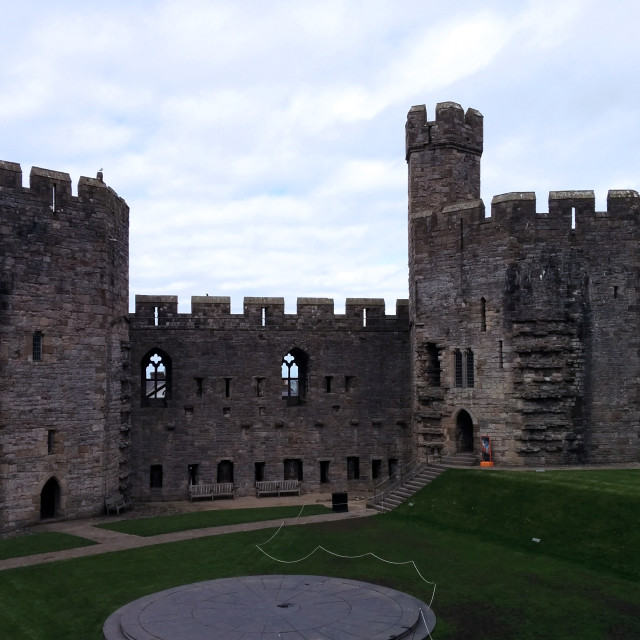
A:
[
  {"left": 407, "top": 102, "right": 640, "bottom": 466},
  {"left": 0, "top": 163, "right": 130, "bottom": 532}
]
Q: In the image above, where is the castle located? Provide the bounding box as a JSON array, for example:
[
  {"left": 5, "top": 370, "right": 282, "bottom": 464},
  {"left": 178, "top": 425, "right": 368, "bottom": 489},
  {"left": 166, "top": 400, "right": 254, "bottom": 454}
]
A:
[{"left": 1, "top": 101, "right": 639, "bottom": 533}]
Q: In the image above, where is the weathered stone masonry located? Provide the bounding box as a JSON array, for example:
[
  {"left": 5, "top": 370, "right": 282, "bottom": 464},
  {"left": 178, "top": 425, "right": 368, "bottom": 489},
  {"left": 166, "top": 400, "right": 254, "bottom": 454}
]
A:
[{"left": 1, "top": 100, "right": 639, "bottom": 532}]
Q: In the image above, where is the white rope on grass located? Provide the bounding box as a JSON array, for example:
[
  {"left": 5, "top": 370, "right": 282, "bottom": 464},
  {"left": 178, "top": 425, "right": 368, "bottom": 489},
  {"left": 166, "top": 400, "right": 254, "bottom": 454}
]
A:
[{"left": 255, "top": 502, "right": 438, "bottom": 614}]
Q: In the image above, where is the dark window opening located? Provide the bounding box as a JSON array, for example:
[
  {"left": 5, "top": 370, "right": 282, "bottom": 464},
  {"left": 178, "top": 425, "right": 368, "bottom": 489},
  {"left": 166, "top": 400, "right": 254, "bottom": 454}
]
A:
[
  {"left": 255, "top": 462, "right": 265, "bottom": 483},
  {"left": 282, "top": 348, "right": 308, "bottom": 405},
  {"left": 195, "top": 377, "right": 203, "bottom": 397},
  {"left": 224, "top": 378, "right": 231, "bottom": 398},
  {"left": 142, "top": 350, "right": 171, "bottom": 405},
  {"left": 32, "top": 331, "right": 42, "bottom": 362},
  {"left": 47, "top": 430, "right": 55, "bottom": 455},
  {"left": 188, "top": 464, "right": 199, "bottom": 486},
  {"left": 40, "top": 477, "right": 60, "bottom": 519},
  {"left": 388, "top": 458, "right": 399, "bottom": 478},
  {"left": 345, "top": 376, "right": 355, "bottom": 392},
  {"left": 480, "top": 297, "right": 487, "bottom": 332},
  {"left": 372, "top": 459, "right": 382, "bottom": 480},
  {"left": 325, "top": 376, "right": 333, "bottom": 393},
  {"left": 466, "top": 349, "right": 475, "bottom": 388},
  {"left": 426, "top": 342, "right": 441, "bottom": 387},
  {"left": 256, "top": 377, "right": 265, "bottom": 397},
  {"left": 284, "top": 458, "right": 303, "bottom": 481},
  {"left": 614, "top": 286, "right": 618, "bottom": 299},
  {"left": 347, "top": 456, "right": 360, "bottom": 480},
  {"left": 217, "top": 460, "right": 234, "bottom": 484},
  {"left": 454, "top": 349, "right": 463, "bottom": 388},
  {"left": 150, "top": 465, "right": 163, "bottom": 488},
  {"left": 320, "top": 461, "right": 330, "bottom": 484},
  {"left": 499, "top": 340, "right": 504, "bottom": 369},
  {"left": 223, "top": 407, "right": 231, "bottom": 417}
]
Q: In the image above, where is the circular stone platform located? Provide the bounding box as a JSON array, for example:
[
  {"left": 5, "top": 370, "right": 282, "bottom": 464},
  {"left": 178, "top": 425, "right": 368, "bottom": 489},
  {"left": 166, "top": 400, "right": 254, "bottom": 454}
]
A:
[{"left": 103, "top": 574, "right": 436, "bottom": 640}]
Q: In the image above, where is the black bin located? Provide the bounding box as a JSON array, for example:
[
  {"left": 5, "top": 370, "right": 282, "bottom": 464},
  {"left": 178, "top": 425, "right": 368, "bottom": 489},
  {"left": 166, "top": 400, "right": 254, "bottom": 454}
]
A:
[{"left": 332, "top": 492, "right": 348, "bottom": 513}]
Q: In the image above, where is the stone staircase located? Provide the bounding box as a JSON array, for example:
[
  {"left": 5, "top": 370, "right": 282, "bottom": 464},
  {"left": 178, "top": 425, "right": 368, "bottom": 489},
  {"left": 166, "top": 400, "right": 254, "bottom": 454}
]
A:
[{"left": 368, "top": 453, "right": 479, "bottom": 513}]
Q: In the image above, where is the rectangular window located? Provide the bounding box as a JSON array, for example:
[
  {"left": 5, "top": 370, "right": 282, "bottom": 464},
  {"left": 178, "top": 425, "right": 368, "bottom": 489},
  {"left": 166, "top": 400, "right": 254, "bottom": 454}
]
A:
[
  {"left": 150, "top": 464, "right": 163, "bottom": 488},
  {"left": 345, "top": 376, "right": 355, "bottom": 392},
  {"left": 32, "top": 331, "right": 43, "bottom": 362},
  {"left": 47, "top": 430, "right": 55, "bottom": 455},
  {"left": 261, "top": 306, "right": 267, "bottom": 327},
  {"left": 256, "top": 377, "right": 265, "bottom": 397},
  {"left": 188, "top": 464, "right": 198, "bottom": 485},
  {"left": 371, "top": 459, "right": 382, "bottom": 480},
  {"left": 224, "top": 378, "right": 231, "bottom": 398},
  {"left": 255, "top": 462, "right": 265, "bottom": 483},
  {"left": 320, "top": 461, "right": 330, "bottom": 484},
  {"left": 499, "top": 340, "right": 503, "bottom": 369},
  {"left": 195, "top": 378, "right": 203, "bottom": 397},
  {"left": 426, "top": 342, "right": 441, "bottom": 387},
  {"left": 325, "top": 376, "right": 333, "bottom": 393},
  {"left": 284, "top": 458, "right": 303, "bottom": 481},
  {"left": 454, "top": 350, "right": 463, "bottom": 387},
  {"left": 466, "top": 349, "right": 475, "bottom": 388},
  {"left": 388, "top": 458, "right": 399, "bottom": 478},
  {"left": 347, "top": 456, "right": 360, "bottom": 480}
]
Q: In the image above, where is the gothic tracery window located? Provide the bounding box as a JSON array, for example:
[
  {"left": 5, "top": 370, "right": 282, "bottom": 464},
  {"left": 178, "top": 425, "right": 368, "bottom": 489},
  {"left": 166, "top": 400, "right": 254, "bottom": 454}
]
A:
[
  {"left": 281, "top": 348, "right": 308, "bottom": 405},
  {"left": 142, "top": 350, "right": 171, "bottom": 405}
]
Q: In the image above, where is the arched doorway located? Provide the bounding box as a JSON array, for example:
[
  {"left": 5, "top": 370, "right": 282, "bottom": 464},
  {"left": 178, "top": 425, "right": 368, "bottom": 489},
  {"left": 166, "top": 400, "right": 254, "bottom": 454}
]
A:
[
  {"left": 40, "top": 477, "right": 60, "bottom": 520},
  {"left": 456, "top": 410, "right": 474, "bottom": 452}
]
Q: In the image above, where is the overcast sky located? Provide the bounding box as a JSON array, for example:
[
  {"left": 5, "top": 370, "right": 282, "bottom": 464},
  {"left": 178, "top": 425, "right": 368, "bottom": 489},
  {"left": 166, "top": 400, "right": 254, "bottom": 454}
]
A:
[{"left": 3, "top": 1, "right": 639, "bottom": 313}]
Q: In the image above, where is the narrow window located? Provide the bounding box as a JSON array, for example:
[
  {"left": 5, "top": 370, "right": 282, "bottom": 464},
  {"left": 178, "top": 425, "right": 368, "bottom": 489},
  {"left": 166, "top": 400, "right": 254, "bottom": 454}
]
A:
[
  {"left": 284, "top": 458, "right": 303, "bottom": 481},
  {"left": 480, "top": 297, "right": 487, "bottom": 332},
  {"left": 261, "top": 306, "right": 267, "bottom": 327},
  {"left": 614, "top": 286, "right": 618, "bottom": 299},
  {"left": 256, "top": 377, "right": 264, "bottom": 397},
  {"left": 224, "top": 377, "right": 231, "bottom": 398},
  {"left": 571, "top": 206, "right": 576, "bottom": 230},
  {"left": 325, "top": 376, "right": 333, "bottom": 393},
  {"left": 195, "top": 377, "right": 203, "bottom": 397},
  {"left": 154, "top": 306, "right": 159, "bottom": 326},
  {"left": 388, "top": 458, "right": 399, "bottom": 478},
  {"left": 371, "top": 459, "right": 382, "bottom": 480},
  {"left": 32, "top": 331, "right": 43, "bottom": 362},
  {"left": 499, "top": 340, "right": 504, "bottom": 369},
  {"left": 255, "top": 462, "right": 265, "bottom": 483},
  {"left": 320, "top": 461, "right": 330, "bottom": 484},
  {"left": 454, "top": 349, "right": 463, "bottom": 388},
  {"left": 47, "top": 430, "right": 55, "bottom": 455},
  {"left": 362, "top": 308, "right": 367, "bottom": 327},
  {"left": 426, "top": 342, "right": 441, "bottom": 387},
  {"left": 347, "top": 456, "right": 360, "bottom": 480},
  {"left": 51, "top": 185, "right": 56, "bottom": 212},
  {"left": 150, "top": 465, "right": 163, "bottom": 488},
  {"left": 188, "top": 464, "right": 198, "bottom": 486},
  {"left": 345, "top": 376, "right": 355, "bottom": 392},
  {"left": 466, "top": 349, "right": 475, "bottom": 388}
]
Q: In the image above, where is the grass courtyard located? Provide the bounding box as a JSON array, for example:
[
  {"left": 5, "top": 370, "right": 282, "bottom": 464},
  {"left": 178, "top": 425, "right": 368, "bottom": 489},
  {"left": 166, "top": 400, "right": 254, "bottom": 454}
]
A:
[{"left": 0, "top": 468, "right": 638, "bottom": 639}]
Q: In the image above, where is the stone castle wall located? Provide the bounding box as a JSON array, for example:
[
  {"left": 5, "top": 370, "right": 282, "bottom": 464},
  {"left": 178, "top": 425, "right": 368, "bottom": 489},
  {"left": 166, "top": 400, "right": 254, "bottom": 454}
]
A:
[
  {"left": 0, "top": 99, "right": 638, "bottom": 532},
  {"left": 407, "top": 102, "right": 640, "bottom": 466},
  {"left": 0, "top": 163, "right": 129, "bottom": 532},
  {"left": 129, "top": 296, "right": 411, "bottom": 499}
]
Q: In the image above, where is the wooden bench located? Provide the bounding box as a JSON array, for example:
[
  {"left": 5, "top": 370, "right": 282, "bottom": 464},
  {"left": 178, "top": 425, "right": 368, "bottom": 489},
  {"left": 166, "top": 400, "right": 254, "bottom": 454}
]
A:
[
  {"left": 255, "top": 480, "right": 301, "bottom": 497},
  {"left": 189, "top": 482, "right": 234, "bottom": 501},
  {"left": 104, "top": 492, "right": 132, "bottom": 515}
]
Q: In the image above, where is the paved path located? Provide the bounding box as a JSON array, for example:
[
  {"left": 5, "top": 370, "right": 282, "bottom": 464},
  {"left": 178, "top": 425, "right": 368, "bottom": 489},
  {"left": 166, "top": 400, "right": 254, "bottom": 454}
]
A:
[{"left": 0, "top": 494, "right": 375, "bottom": 572}]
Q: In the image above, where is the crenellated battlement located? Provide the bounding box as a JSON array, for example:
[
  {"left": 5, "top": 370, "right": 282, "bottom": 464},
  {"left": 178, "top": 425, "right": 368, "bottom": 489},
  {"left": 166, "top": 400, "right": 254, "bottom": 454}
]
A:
[
  {"left": 405, "top": 101, "right": 483, "bottom": 161},
  {"left": 133, "top": 295, "right": 409, "bottom": 330},
  {"left": 0, "top": 160, "right": 127, "bottom": 216}
]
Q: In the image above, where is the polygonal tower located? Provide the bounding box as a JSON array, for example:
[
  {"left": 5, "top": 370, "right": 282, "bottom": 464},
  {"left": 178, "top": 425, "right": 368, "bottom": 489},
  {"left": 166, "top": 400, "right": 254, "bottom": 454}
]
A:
[{"left": 0, "top": 163, "right": 130, "bottom": 532}]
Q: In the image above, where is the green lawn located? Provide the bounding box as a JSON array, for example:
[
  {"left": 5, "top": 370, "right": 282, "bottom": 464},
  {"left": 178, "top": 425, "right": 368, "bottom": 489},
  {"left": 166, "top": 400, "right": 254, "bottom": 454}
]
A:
[
  {"left": 97, "top": 503, "right": 330, "bottom": 536},
  {"left": 0, "top": 531, "right": 95, "bottom": 560},
  {"left": 1, "top": 469, "right": 638, "bottom": 639}
]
